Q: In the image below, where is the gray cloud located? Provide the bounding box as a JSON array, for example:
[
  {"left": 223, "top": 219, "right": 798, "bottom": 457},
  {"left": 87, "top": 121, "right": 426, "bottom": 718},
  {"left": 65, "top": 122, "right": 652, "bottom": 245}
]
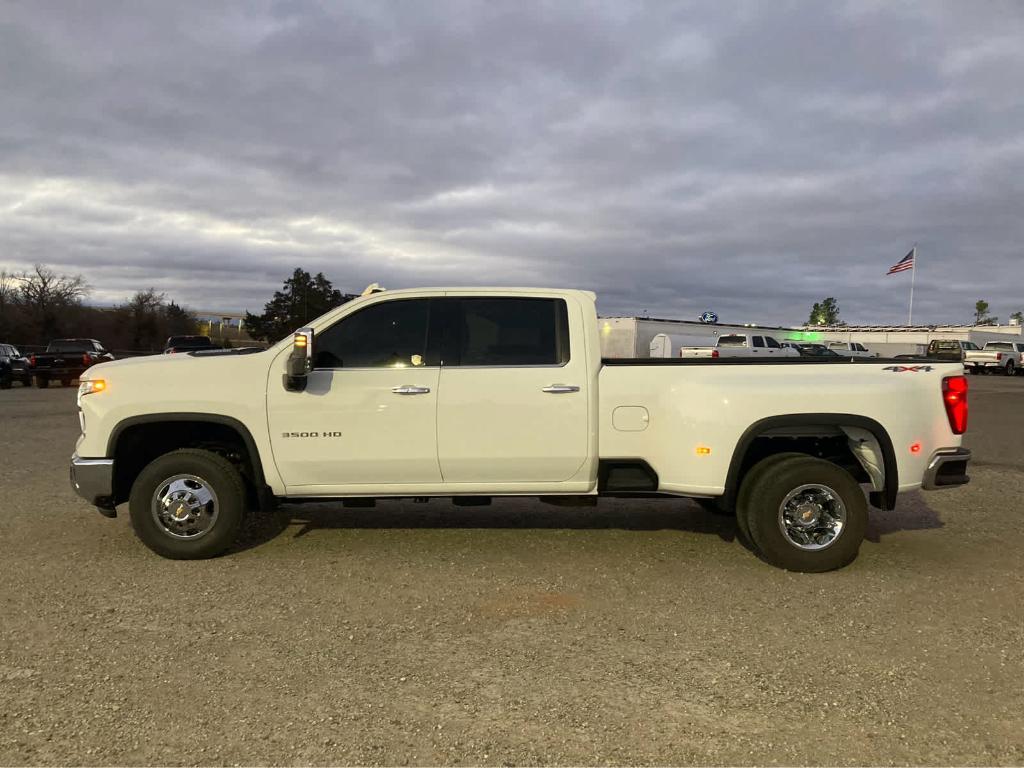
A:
[{"left": 1, "top": 0, "right": 1022, "bottom": 325}]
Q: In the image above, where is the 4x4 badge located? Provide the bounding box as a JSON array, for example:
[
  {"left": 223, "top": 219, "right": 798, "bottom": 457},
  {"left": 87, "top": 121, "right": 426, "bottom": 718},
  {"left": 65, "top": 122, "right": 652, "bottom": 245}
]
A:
[{"left": 882, "top": 365, "right": 934, "bottom": 373}]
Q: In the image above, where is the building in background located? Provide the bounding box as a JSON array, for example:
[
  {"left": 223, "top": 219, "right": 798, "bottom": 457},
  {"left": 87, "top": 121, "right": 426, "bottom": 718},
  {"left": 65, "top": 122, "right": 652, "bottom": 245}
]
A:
[
  {"left": 793, "top": 324, "right": 1023, "bottom": 356},
  {"left": 599, "top": 315, "right": 1024, "bottom": 358}
]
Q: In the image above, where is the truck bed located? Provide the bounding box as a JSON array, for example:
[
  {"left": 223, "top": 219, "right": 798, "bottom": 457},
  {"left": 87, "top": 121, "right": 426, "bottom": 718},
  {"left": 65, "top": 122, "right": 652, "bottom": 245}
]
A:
[{"left": 602, "top": 357, "right": 935, "bottom": 366}]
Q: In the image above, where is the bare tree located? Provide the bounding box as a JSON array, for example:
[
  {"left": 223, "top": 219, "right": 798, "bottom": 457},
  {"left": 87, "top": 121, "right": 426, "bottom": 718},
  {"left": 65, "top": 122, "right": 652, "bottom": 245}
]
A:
[{"left": 16, "top": 264, "right": 90, "bottom": 339}]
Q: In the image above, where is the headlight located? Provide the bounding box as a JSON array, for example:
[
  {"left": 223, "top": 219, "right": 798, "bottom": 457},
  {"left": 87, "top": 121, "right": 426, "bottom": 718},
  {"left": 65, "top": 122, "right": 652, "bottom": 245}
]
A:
[{"left": 78, "top": 379, "right": 107, "bottom": 398}]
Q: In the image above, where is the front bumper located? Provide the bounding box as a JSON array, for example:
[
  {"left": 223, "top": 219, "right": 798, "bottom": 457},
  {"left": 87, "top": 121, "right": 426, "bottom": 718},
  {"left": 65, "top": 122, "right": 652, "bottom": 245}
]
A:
[
  {"left": 921, "top": 448, "right": 971, "bottom": 491},
  {"left": 70, "top": 453, "right": 115, "bottom": 511}
]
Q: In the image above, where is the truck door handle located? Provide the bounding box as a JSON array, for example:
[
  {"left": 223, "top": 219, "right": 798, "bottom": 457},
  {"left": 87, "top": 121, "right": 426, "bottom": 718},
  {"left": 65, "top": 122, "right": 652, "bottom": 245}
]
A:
[
  {"left": 391, "top": 385, "right": 431, "bottom": 395},
  {"left": 542, "top": 384, "right": 580, "bottom": 394}
]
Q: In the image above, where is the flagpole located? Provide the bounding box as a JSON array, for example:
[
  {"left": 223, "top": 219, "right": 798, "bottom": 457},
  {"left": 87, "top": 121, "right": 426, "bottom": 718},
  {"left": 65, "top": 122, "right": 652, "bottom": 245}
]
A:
[{"left": 908, "top": 244, "right": 917, "bottom": 325}]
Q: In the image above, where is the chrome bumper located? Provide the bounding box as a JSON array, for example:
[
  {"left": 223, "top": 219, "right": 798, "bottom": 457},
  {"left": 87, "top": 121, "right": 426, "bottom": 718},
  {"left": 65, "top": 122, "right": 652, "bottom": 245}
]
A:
[
  {"left": 921, "top": 448, "right": 971, "bottom": 491},
  {"left": 70, "top": 453, "right": 115, "bottom": 511}
]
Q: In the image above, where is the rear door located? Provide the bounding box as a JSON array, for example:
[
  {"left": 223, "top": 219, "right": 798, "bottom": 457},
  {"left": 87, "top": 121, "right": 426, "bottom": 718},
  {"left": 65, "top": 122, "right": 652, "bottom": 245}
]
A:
[{"left": 435, "top": 296, "right": 589, "bottom": 483}]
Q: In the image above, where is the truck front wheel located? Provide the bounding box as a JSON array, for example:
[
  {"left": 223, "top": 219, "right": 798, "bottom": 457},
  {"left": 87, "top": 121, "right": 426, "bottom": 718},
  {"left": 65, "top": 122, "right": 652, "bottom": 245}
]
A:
[
  {"left": 742, "top": 455, "right": 867, "bottom": 572},
  {"left": 128, "top": 448, "right": 246, "bottom": 559}
]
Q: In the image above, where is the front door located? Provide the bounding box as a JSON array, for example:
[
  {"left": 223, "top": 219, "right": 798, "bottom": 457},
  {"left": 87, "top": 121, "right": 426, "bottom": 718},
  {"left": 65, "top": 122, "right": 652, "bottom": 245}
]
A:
[
  {"left": 267, "top": 298, "right": 442, "bottom": 489},
  {"left": 436, "top": 297, "right": 590, "bottom": 484}
]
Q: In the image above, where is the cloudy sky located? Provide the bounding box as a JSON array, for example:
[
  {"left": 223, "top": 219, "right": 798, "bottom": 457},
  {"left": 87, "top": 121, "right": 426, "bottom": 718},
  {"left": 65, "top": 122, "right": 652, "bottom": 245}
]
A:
[{"left": 2, "top": 1, "right": 1022, "bottom": 325}]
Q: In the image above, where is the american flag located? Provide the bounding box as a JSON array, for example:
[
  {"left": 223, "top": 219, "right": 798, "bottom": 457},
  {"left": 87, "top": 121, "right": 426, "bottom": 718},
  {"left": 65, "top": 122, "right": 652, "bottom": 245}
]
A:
[{"left": 887, "top": 249, "right": 915, "bottom": 275}]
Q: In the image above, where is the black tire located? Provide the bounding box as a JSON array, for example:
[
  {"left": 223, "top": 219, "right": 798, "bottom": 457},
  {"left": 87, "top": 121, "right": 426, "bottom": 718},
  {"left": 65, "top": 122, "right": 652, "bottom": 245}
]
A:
[
  {"left": 1005, "top": 361, "right": 1015, "bottom": 376},
  {"left": 129, "top": 448, "right": 247, "bottom": 559},
  {"left": 745, "top": 456, "right": 867, "bottom": 572},
  {"left": 0, "top": 374, "right": 11, "bottom": 390},
  {"left": 35, "top": 376, "right": 49, "bottom": 388},
  {"left": 735, "top": 452, "right": 810, "bottom": 547},
  {"left": 20, "top": 376, "right": 31, "bottom": 387}
]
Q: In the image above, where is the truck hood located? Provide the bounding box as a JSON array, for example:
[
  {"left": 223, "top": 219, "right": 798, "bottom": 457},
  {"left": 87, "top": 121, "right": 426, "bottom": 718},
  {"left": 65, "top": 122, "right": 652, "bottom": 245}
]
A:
[{"left": 83, "top": 348, "right": 267, "bottom": 378}]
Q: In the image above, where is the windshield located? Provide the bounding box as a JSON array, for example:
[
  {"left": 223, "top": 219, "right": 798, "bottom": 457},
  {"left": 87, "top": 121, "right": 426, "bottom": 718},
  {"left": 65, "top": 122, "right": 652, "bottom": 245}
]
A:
[
  {"left": 46, "top": 340, "right": 92, "bottom": 352},
  {"left": 167, "top": 336, "right": 213, "bottom": 346},
  {"left": 717, "top": 335, "right": 747, "bottom": 347}
]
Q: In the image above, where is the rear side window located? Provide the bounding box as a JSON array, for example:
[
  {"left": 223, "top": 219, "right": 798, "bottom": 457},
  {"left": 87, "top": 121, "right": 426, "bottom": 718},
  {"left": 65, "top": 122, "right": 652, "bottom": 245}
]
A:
[
  {"left": 315, "top": 299, "right": 430, "bottom": 368},
  {"left": 718, "top": 335, "right": 746, "bottom": 347},
  {"left": 752, "top": 336, "right": 765, "bottom": 348},
  {"left": 455, "top": 298, "right": 569, "bottom": 366}
]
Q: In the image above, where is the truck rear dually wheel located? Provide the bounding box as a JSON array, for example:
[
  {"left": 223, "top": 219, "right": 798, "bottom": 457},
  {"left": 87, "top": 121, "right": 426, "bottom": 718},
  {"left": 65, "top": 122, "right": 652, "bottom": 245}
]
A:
[
  {"left": 735, "top": 452, "right": 810, "bottom": 547},
  {"left": 742, "top": 455, "right": 867, "bottom": 572},
  {"left": 129, "top": 448, "right": 246, "bottom": 559}
]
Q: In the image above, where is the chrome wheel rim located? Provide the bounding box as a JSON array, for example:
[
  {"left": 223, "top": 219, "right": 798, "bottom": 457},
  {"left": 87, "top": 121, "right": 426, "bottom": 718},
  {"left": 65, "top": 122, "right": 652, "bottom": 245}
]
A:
[
  {"left": 151, "top": 474, "right": 219, "bottom": 540},
  {"left": 777, "top": 483, "right": 846, "bottom": 551}
]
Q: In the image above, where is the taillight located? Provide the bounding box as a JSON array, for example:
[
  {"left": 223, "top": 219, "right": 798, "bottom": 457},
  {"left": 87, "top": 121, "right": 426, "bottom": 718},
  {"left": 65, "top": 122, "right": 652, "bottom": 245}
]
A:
[
  {"left": 942, "top": 376, "right": 968, "bottom": 435},
  {"left": 29, "top": 354, "right": 36, "bottom": 367},
  {"left": 995, "top": 353, "right": 1002, "bottom": 361},
  {"left": 82, "top": 353, "right": 91, "bottom": 366},
  {"left": 711, "top": 349, "right": 719, "bottom": 359}
]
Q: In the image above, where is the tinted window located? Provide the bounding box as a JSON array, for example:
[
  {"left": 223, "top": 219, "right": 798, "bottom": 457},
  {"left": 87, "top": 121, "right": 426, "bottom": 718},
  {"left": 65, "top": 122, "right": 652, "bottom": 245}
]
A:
[
  {"left": 854, "top": 343, "right": 866, "bottom": 351},
  {"left": 930, "top": 341, "right": 959, "bottom": 352},
  {"left": 456, "top": 298, "right": 568, "bottom": 366},
  {"left": 718, "top": 335, "right": 746, "bottom": 347},
  {"left": 963, "top": 342, "right": 980, "bottom": 350},
  {"left": 752, "top": 336, "right": 765, "bottom": 348},
  {"left": 315, "top": 299, "right": 430, "bottom": 368},
  {"left": 765, "top": 336, "right": 780, "bottom": 348},
  {"left": 47, "top": 340, "right": 92, "bottom": 353}
]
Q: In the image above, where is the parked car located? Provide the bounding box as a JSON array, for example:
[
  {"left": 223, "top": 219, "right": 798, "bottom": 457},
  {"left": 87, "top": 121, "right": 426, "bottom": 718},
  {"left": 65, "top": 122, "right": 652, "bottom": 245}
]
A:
[
  {"left": 30, "top": 339, "right": 114, "bottom": 387},
  {"left": 826, "top": 341, "right": 877, "bottom": 358},
  {"left": 164, "top": 335, "right": 216, "bottom": 354},
  {"left": 679, "top": 333, "right": 800, "bottom": 358},
  {"left": 925, "top": 339, "right": 980, "bottom": 362},
  {"left": 793, "top": 343, "right": 842, "bottom": 358},
  {"left": 964, "top": 341, "right": 1023, "bottom": 375},
  {"left": 0, "top": 343, "right": 32, "bottom": 389},
  {"left": 71, "top": 285, "right": 969, "bottom": 572}
]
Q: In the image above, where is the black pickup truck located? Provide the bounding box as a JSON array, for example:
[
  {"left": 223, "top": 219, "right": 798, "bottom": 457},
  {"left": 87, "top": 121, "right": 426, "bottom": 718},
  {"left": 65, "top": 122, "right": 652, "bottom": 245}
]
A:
[
  {"left": 0, "top": 343, "right": 32, "bottom": 388},
  {"left": 30, "top": 339, "right": 115, "bottom": 387}
]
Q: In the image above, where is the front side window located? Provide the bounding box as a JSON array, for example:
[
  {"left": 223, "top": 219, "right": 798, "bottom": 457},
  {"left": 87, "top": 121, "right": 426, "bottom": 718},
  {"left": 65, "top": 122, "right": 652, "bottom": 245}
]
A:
[
  {"left": 456, "top": 298, "right": 569, "bottom": 366},
  {"left": 314, "top": 299, "right": 430, "bottom": 369},
  {"left": 963, "top": 342, "right": 979, "bottom": 350},
  {"left": 765, "top": 336, "right": 780, "bottom": 348}
]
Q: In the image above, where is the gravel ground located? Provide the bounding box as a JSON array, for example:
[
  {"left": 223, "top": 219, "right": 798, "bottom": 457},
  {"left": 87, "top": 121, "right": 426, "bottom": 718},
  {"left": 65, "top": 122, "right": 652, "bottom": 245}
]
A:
[{"left": 0, "top": 377, "right": 1022, "bottom": 765}]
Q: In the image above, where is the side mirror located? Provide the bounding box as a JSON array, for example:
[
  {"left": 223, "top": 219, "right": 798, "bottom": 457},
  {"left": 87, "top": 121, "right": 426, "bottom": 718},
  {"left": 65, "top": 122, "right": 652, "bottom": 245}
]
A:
[{"left": 283, "top": 327, "right": 313, "bottom": 392}]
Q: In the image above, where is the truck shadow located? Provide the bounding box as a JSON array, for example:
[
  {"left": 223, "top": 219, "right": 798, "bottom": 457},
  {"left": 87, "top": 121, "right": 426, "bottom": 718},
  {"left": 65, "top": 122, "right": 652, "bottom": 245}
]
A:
[
  {"left": 233, "top": 494, "right": 944, "bottom": 553},
  {"left": 864, "top": 492, "right": 944, "bottom": 543},
  {"left": 233, "top": 498, "right": 746, "bottom": 553}
]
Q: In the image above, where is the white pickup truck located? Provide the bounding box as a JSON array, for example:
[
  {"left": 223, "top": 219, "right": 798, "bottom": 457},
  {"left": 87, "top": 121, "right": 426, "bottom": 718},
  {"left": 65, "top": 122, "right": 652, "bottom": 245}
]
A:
[
  {"left": 679, "top": 333, "right": 800, "bottom": 358},
  {"left": 964, "top": 341, "right": 1023, "bottom": 375},
  {"left": 826, "top": 341, "right": 878, "bottom": 358},
  {"left": 70, "top": 287, "right": 971, "bottom": 572}
]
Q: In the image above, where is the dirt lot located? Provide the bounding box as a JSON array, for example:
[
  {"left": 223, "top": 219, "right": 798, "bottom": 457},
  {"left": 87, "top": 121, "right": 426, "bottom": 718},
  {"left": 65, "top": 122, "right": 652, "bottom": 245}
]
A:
[{"left": 1, "top": 376, "right": 1022, "bottom": 765}]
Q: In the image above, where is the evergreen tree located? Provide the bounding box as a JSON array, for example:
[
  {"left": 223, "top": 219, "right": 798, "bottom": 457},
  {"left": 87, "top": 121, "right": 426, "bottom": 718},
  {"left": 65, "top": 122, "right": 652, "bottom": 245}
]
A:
[{"left": 244, "top": 268, "right": 347, "bottom": 343}]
